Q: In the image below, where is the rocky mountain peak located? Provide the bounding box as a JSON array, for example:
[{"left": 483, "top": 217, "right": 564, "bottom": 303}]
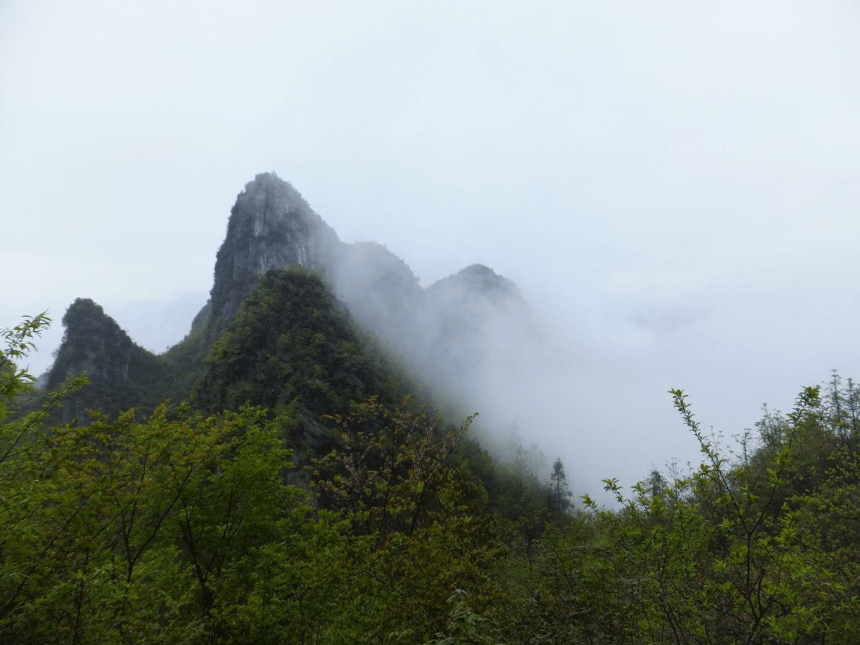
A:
[
  {"left": 47, "top": 298, "right": 133, "bottom": 391},
  {"left": 45, "top": 298, "right": 169, "bottom": 422},
  {"left": 206, "top": 173, "right": 341, "bottom": 334}
]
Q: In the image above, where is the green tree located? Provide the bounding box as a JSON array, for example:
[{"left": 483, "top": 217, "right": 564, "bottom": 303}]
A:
[
  {"left": 0, "top": 317, "right": 305, "bottom": 643},
  {"left": 315, "top": 398, "right": 504, "bottom": 642},
  {"left": 548, "top": 457, "right": 572, "bottom": 519}
]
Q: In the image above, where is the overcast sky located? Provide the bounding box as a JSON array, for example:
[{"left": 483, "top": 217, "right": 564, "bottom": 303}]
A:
[{"left": 2, "top": 1, "right": 859, "bottom": 500}]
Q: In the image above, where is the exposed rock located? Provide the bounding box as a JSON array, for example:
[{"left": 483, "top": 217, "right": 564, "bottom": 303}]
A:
[
  {"left": 200, "top": 173, "right": 531, "bottom": 373},
  {"left": 207, "top": 172, "right": 341, "bottom": 336}
]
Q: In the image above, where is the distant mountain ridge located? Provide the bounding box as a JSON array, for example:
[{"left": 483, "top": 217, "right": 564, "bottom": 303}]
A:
[{"left": 46, "top": 172, "right": 534, "bottom": 422}]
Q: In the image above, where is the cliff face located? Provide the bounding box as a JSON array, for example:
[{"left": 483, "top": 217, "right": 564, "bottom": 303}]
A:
[{"left": 207, "top": 173, "right": 341, "bottom": 335}]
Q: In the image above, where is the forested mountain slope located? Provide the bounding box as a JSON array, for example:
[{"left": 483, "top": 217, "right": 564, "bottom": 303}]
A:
[
  {"left": 9, "top": 173, "right": 860, "bottom": 643},
  {"left": 197, "top": 267, "right": 413, "bottom": 461}
]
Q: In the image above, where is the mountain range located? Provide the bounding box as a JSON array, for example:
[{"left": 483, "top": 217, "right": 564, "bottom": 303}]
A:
[
  {"left": 13, "top": 174, "right": 860, "bottom": 644},
  {"left": 46, "top": 172, "right": 536, "bottom": 443}
]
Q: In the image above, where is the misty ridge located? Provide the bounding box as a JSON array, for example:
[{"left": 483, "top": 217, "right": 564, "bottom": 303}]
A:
[
  {"left": 46, "top": 172, "right": 560, "bottom": 479},
  {"left": 201, "top": 171, "right": 553, "bottom": 454}
]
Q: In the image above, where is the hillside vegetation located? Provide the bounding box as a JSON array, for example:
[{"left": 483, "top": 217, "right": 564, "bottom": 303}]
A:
[
  {"left": 4, "top": 302, "right": 860, "bottom": 643},
  {"left": 5, "top": 174, "right": 859, "bottom": 643}
]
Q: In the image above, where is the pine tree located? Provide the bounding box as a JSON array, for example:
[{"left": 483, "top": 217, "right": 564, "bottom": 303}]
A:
[{"left": 549, "top": 457, "right": 572, "bottom": 518}]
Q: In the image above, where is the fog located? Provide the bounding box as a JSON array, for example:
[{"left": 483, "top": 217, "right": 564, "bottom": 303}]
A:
[{"left": 2, "top": 2, "right": 859, "bottom": 502}]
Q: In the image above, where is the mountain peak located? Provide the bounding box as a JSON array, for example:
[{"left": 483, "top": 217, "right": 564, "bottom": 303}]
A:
[
  {"left": 206, "top": 173, "right": 341, "bottom": 334},
  {"left": 428, "top": 263, "right": 525, "bottom": 307},
  {"left": 46, "top": 298, "right": 167, "bottom": 421},
  {"left": 239, "top": 172, "right": 309, "bottom": 215},
  {"left": 47, "top": 298, "right": 133, "bottom": 391}
]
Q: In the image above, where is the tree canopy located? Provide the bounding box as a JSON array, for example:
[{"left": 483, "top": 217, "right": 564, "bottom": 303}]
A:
[{"left": 5, "top": 296, "right": 860, "bottom": 643}]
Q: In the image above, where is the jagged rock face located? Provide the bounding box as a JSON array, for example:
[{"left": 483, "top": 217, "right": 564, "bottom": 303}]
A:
[
  {"left": 202, "top": 173, "right": 429, "bottom": 351},
  {"left": 207, "top": 173, "right": 341, "bottom": 334},
  {"left": 47, "top": 298, "right": 133, "bottom": 390}
]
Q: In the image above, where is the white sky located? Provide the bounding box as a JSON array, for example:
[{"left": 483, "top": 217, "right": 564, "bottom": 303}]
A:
[{"left": 2, "top": 1, "right": 859, "bottom": 500}]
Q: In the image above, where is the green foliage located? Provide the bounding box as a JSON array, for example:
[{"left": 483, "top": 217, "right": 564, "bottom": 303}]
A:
[
  {"left": 314, "top": 398, "right": 504, "bottom": 642},
  {"left": 0, "top": 400, "right": 298, "bottom": 643},
  {"left": 198, "top": 268, "right": 409, "bottom": 460},
  {"left": 423, "top": 590, "right": 504, "bottom": 645},
  {"left": 492, "top": 380, "right": 860, "bottom": 644},
  {"left": 0, "top": 319, "right": 502, "bottom": 643},
  {"left": 0, "top": 312, "right": 50, "bottom": 401},
  {"left": 8, "top": 304, "right": 860, "bottom": 643}
]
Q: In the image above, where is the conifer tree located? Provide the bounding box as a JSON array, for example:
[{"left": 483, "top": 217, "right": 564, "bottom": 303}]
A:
[{"left": 549, "top": 457, "right": 572, "bottom": 517}]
